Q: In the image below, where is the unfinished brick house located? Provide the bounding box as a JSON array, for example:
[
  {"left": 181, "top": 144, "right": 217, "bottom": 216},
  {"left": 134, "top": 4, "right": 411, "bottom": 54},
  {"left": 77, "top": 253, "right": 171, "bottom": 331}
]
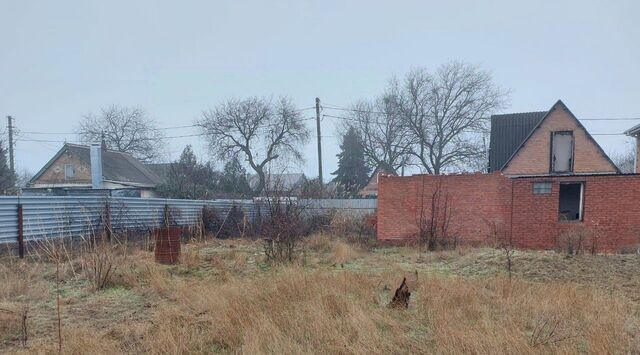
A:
[{"left": 377, "top": 100, "right": 640, "bottom": 252}]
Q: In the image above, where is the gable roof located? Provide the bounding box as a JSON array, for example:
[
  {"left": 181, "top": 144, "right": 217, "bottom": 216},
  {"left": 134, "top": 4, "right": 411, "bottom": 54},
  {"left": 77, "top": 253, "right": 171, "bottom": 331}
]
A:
[
  {"left": 144, "top": 163, "right": 171, "bottom": 183},
  {"left": 488, "top": 111, "right": 547, "bottom": 172},
  {"left": 498, "top": 100, "right": 620, "bottom": 173},
  {"left": 30, "top": 143, "right": 163, "bottom": 187}
]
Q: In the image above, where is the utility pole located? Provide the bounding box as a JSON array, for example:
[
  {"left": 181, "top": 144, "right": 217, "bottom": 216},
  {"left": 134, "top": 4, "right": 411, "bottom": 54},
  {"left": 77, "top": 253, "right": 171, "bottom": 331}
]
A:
[
  {"left": 315, "top": 98, "right": 323, "bottom": 190},
  {"left": 7, "top": 116, "right": 14, "bottom": 174}
]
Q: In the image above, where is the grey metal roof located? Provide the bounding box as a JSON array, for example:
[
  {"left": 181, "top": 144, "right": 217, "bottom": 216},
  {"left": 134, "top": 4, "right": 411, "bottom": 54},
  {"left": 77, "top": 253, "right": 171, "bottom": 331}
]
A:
[
  {"left": 488, "top": 111, "right": 547, "bottom": 172},
  {"left": 30, "top": 144, "right": 163, "bottom": 186},
  {"left": 624, "top": 123, "right": 640, "bottom": 136},
  {"left": 144, "top": 163, "right": 171, "bottom": 183}
]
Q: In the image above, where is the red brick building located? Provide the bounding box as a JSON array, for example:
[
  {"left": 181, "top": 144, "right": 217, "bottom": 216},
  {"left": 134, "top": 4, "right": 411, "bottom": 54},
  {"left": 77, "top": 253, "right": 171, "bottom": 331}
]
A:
[{"left": 377, "top": 101, "right": 640, "bottom": 252}]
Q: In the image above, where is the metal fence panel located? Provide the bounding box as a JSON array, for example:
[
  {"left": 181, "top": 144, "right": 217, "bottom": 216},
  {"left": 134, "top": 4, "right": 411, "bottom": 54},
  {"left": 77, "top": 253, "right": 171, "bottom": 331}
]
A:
[
  {"left": 0, "top": 196, "right": 376, "bottom": 244},
  {"left": 0, "top": 198, "right": 18, "bottom": 244},
  {"left": 20, "top": 196, "right": 107, "bottom": 241},
  {"left": 109, "top": 197, "right": 166, "bottom": 230},
  {"left": 299, "top": 199, "right": 377, "bottom": 216}
]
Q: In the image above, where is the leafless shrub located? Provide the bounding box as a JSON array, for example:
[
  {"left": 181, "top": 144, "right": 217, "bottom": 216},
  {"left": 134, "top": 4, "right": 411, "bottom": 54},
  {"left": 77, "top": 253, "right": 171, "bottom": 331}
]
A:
[
  {"left": 327, "top": 212, "right": 376, "bottom": 247},
  {"left": 557, "top": 225, "right": 593, "bottom": 255},
  {"left": 80, "top": 235, "right": 119, "bottom": 291},
  {"left": 202, "top": 205, "right": 247, "bottom": 239},
  {"left": 416, "top": 177, "right": 456, "bottom": 251},
  {"left": 261, "top": 197, "right": 305, "bottom": 264}
]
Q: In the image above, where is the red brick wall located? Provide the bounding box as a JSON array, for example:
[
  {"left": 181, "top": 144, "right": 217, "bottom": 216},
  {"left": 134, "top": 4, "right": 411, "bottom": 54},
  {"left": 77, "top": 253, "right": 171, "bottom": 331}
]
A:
[
  {"left": 512, "top": 175, "right": 640, "bottom": 251},
  {"left": 378, "top": 173, "right": 640, "bottom": 252},
  {"left": 377, "top": 173, "right": 512, "bottom": 245}
]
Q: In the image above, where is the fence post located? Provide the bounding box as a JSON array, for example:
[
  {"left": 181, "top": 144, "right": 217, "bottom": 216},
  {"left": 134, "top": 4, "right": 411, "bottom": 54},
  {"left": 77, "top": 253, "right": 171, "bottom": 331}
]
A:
[
  {"left": 17, "top": 204, "right": 24, "bottom": 258},
  {"left": 104, "top": 197, "right": 112, "bottom": 241},
  {"left": 163, "top": 203, "right": 169, "bottom": 227}
]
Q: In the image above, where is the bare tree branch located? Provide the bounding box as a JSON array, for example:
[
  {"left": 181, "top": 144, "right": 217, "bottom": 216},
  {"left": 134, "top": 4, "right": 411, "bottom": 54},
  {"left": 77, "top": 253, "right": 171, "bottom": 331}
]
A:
[
  {"left": 76, "top": 105, "right": 166, "bottom": 162},
  {"left": 397, "top": 62, "right": 508, "bottom": 174},
  {"left": 197, "top": 97, "right": 310, "bottom": 194},
  {"left": 340, "top": 83, "right": 413, "bottom": 174}
]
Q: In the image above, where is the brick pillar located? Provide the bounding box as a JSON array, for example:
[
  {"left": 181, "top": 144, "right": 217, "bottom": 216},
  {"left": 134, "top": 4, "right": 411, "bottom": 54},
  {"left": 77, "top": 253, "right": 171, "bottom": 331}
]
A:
[{"left": 636, "top": 136, "right": 640, "bottom": 173}]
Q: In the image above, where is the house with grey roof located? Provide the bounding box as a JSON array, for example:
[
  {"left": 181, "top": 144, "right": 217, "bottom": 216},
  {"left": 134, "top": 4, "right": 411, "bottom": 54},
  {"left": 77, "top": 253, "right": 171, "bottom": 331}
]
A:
[{"left": 26, "top": 143, "right": 163, "bottom": 197}]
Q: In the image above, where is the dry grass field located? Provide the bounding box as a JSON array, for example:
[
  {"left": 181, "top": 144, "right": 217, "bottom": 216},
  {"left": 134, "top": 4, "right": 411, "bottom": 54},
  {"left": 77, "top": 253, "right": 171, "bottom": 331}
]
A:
[{"left": 1, "top": 235, "right": 639, "bottom": 354}]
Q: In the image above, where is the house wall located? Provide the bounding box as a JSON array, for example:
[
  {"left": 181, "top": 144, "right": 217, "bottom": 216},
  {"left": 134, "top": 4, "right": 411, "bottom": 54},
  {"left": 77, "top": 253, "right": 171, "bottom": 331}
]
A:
[
  {"left": 377, "top": 173, "right": 640, "bottom": 252},
  {"left": 30, "top": 152, "right": 91, "bottom": 186},
  {"left": 503, "top": 105, "right": 618, "bottom": 176},
  {"left": 512, "top": 175, "right": 640, "bottom": 251}
]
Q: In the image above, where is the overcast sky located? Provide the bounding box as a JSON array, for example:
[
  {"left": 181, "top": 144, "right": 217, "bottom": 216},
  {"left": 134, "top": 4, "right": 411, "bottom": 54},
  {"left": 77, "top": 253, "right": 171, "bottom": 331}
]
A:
[{"left": 2, "top": 0, "right": 639, "bottom": 179}]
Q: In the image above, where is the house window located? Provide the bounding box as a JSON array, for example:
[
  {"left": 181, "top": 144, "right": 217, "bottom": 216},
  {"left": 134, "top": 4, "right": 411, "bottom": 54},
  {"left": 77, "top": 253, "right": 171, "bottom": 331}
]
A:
[
  {"left": 558, "top": 182, "right": 583, "bottom": 221},
  {"left": 64, "top": 164, "right": 75, "bottom": 180},
  {"left": 551, "top": 131, "right": 574, "bottom": 173},
  {"left": 533, "top": 182, "right": 552, "bottom": 194}
]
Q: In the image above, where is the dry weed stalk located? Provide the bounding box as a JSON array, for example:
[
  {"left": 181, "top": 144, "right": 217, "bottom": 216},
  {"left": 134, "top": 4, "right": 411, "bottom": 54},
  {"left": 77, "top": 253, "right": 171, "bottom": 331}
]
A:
[
  {"left": 36, "top": 238, "right": 65, "bottom": 354},
  {"left": 0, "top": 306, "right": 28, "bottom": 347},
  {"left": 80, "top": 234, "right": 118, "bottom": 290},
  {"left": 530, "top": 314, "right": 574, "bottom": 347}
]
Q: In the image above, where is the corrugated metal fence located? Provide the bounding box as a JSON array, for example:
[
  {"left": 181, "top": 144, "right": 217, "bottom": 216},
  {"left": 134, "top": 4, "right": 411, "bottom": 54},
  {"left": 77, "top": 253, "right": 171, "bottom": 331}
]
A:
[{"left": 0, "top": 196, "right": 376, "bottom": 247}]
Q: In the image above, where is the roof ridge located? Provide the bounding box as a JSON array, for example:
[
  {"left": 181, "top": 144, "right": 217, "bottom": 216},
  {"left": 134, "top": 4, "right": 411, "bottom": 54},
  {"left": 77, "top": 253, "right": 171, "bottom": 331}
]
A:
[
  {"left": 491, "top": 110, "right": 548, "bottom": 119},
  {"left": 63, "top": 142, "right": 136, "bottom": 155}
]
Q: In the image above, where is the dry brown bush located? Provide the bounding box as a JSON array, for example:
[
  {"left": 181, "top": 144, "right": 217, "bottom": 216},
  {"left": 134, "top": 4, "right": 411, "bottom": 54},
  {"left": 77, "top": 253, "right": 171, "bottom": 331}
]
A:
[
  {"left": 79, "top": 237, "right": 119, "bottom": 291},
  {"left": 557, "top": 225, "right": 594, "bottom": 255}
]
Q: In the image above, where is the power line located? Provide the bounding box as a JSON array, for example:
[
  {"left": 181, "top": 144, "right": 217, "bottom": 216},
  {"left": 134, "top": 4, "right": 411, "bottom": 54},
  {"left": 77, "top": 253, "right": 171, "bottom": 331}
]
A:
[
  {"left": 18, "top": 117, "right": 317, "bottom": 136},
  {"left": 16, "top": 116, "right": 319, "bottom": 143},
  {"left": 324, "top": 114, "right": 628, "bottom": 136},
  {"left": 323, "top": 104, "right": 640, "bottom": 122}
]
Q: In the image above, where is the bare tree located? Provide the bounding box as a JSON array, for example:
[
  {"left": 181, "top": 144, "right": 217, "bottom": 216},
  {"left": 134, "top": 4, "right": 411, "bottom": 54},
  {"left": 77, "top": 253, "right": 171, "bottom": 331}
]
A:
[
  {"left": 610, "top": 149, "right": 635, "bottom": 173},
  {"left": 77, "top": 105, "right": 166, "bottom": 162},
  {"left": 16, "top": 169, "right": 33, "bottom": 188},
  {"left": 197, "top": 97, "right": 310, "bottom": 194},
  {"left": 340, "top": 88, "right": 413, "bottom": 174},
  {"left": 397, "top": 62, "right": 508, "bottom": 174}
]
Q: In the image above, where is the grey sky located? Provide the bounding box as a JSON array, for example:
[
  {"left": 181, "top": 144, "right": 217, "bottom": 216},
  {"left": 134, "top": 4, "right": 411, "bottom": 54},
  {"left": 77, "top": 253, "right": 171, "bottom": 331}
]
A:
[{"left": 2, "top": 0, "right": 639, "bottom": 179}]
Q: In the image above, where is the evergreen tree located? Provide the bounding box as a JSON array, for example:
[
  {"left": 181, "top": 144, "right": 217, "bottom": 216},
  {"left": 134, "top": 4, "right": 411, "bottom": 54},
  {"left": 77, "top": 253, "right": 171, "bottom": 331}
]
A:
[
  {"left": 219, "top": 157, "right": 252, "bottom": 196},
  {"left": 331, "top": 127, "right": 370, "bottom": 197},
  {"left": 157, "top": 145, "right": 219, "bottom": 199},
  {"left": 0, "top": 139, "right": 16, "bottom": 194}
]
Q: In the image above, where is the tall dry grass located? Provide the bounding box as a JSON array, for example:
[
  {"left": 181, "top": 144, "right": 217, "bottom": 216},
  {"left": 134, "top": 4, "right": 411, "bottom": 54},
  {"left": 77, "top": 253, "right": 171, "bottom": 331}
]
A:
[
  {"left": 112, "top": 267, "right": 638, "bottom": 354},
  {"left": 0, "top": 236, "right": 638, "bottom": 354}
]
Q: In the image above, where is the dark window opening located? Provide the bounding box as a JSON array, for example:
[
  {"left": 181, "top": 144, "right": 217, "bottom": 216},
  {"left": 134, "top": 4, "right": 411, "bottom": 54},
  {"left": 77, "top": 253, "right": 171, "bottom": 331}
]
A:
[
  {"left": 551, "top": 131, "right": 574, "bottom": 173},
  {"left": 559, "top": 183, "right": 583, "bottom": 221}
]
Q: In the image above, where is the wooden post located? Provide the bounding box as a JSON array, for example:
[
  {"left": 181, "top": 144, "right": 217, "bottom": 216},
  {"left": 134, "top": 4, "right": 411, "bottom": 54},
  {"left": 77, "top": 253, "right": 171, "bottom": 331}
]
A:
[
  {"left": 163, "top": 204, "right": 169, "bottom": 227},
  {"left": 104, "top": 199, "right": 112, "bottom": 241},
  {"left": 17, "top": 204, "right": 24, "bottom": 258}
]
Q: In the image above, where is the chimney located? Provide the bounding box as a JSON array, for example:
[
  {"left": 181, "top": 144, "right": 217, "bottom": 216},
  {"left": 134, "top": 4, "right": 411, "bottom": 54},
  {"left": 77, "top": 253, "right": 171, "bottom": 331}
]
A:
[
  {"left": 90, "top": 143, "right": 103, "bottom": 189},
  {"left": 101, "top": 131, "right": 107, "bottom": 152}
]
